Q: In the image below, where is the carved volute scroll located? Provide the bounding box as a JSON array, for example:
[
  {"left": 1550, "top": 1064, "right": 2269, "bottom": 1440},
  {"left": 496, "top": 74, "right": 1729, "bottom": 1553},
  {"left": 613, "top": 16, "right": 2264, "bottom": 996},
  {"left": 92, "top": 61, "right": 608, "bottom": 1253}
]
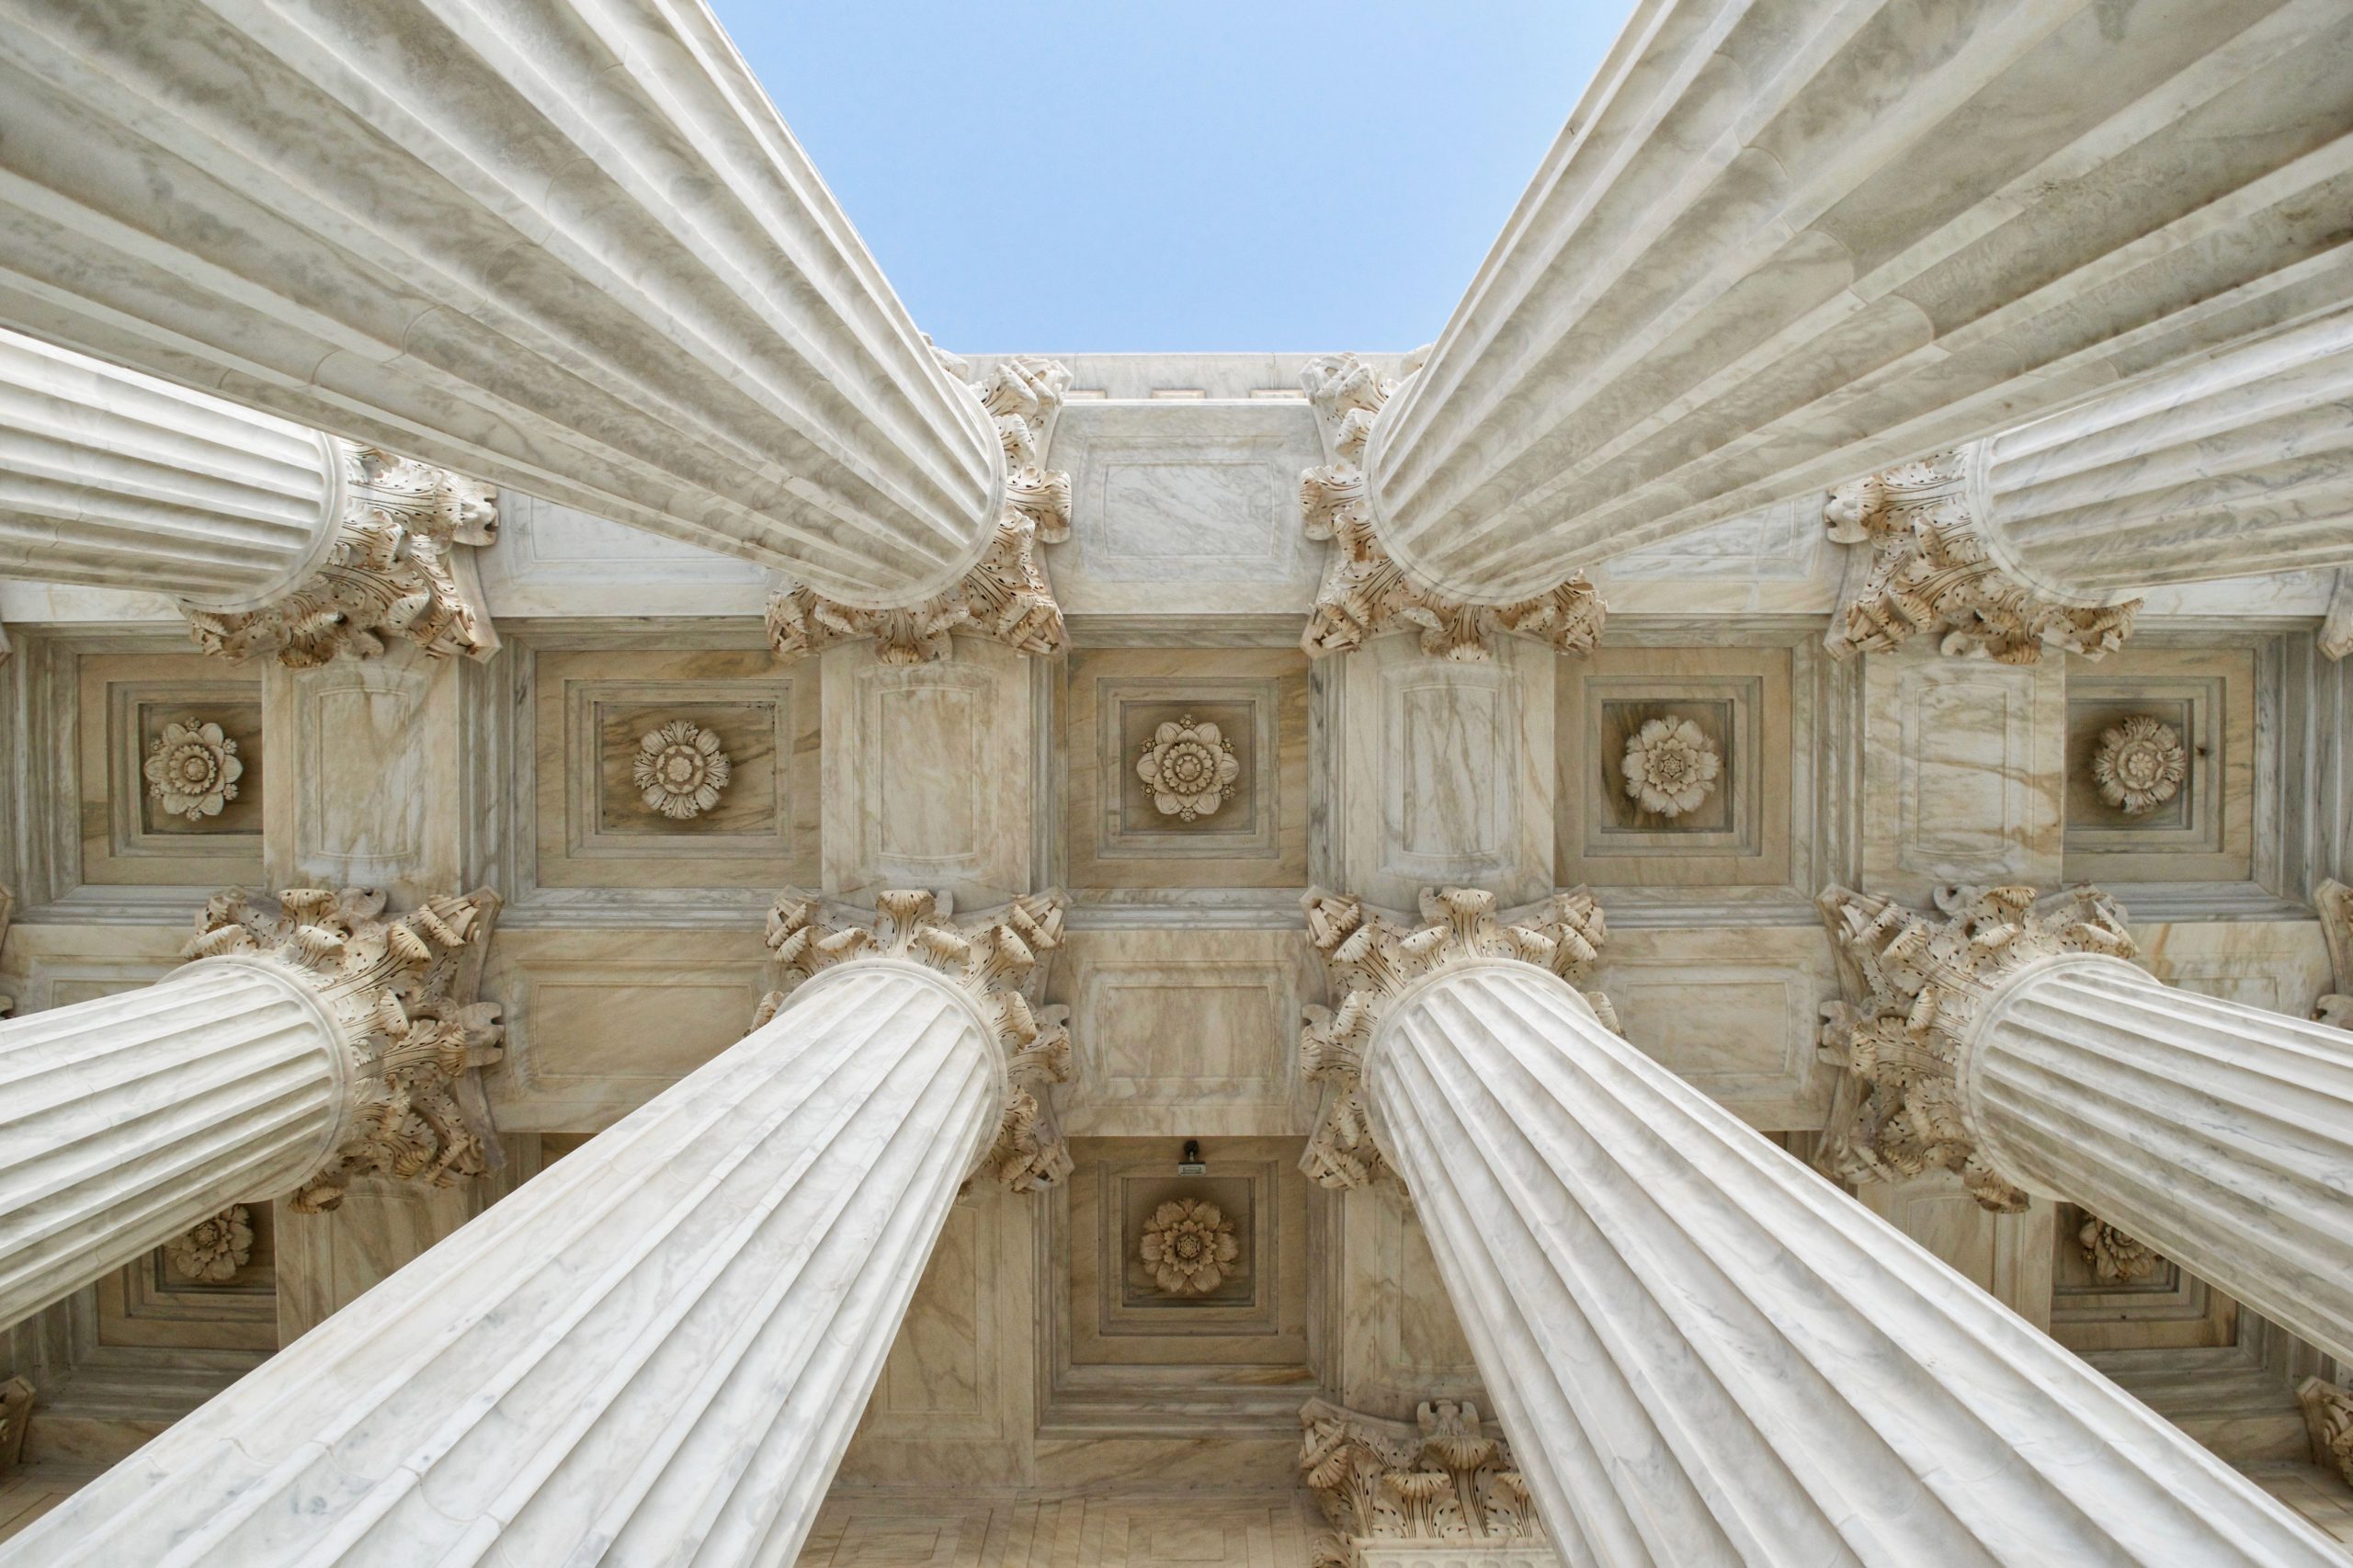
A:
[{"left": 1299, "top": 1398, "right": 1546, "bottom": 1566}]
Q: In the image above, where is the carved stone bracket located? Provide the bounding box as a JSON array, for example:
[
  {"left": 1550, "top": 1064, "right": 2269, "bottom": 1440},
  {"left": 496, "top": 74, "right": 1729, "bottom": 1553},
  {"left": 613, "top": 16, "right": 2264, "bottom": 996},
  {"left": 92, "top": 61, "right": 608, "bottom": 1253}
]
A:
[
  {"left": 185, "top": 445, "right": 497, "bottom": 667},
  {"left": 768, "top": 354, "right": 1074, "bottom": 664},
  {"left": 756, "top": 886, "right": 1074, "bottom": 1191},
  {"left": 2313, "top": 880, "right": 2353, "bottom": 1030},
  {"left": 1299, "top": 885, "right": 1608, "bottom": 1189},
  {"left": 1298, "top": 354, "right": 1604, "bottom": 662},
  {"left": 2297, "top": 1377, "right": 2353, "bottom": 1487},
  {"left": 181, "top": 886, "right": 505, "bottom": 1211},
  {"left": 1814, "top": 882, "right": 2137, "bottom": 1210},
  {"left": 1824, "top": 450, "right": 2137, "bottom": 665},
  {"left": 1299, "top": 1398, "right": 1546, "bottom": 1566}
]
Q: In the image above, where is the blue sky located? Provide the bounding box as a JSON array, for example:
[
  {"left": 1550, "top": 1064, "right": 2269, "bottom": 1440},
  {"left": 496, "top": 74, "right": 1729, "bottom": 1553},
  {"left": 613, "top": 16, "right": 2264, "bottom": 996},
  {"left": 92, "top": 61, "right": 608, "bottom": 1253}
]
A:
[{"left": 709, "top": 2, "right": 1627, "bottom": 353}]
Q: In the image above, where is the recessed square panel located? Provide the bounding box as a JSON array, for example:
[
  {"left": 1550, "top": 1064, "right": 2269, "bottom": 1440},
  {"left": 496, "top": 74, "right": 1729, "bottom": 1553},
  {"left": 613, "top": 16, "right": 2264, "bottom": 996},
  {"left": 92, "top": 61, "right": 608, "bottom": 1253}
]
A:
[
  {"left": 2062, "top": 643, "right": 2253, "bottom": 886},
  {"left": 1117, "top": 699, "right": 1257, "bottom": 838},
  {"left": 133, "top": 699, "right": 265, "bottom": 838},
  {"left": 593, "top": 699, "right": 779, "bottom": 836},
  {"left": 76, "top": 651, "right": 267, "bottom": 887},
  {"left": 1116, "top": 1173, "right": 1256, "bottom": 1310},
  {"left": 1594, "top": 697, "right": 1735, "bottom": 835}
]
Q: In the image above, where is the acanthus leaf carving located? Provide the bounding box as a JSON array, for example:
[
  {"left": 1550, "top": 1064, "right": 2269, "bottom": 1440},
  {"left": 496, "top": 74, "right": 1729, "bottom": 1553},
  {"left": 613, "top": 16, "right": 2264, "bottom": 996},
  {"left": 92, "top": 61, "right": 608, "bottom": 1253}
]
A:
[
  {"left": 1824, "top": 449, "right": 2137, "bottom": 665},
  {"left": 1814, "top": 882, "right": 2137, "bottom": 1211},
  {"left": 1298, "top": 353, "right": 1605, "bottom": 662},
  {"left": 2297, "top": 1377, "right": 2353, "bottom": 1487},
  {"left": 184, "top": 445, "right": 497, "bottom": 668},
  {"left": 756, "top": 886, "right": 1074, "bottom": 1192},
  {"left": 2311, "top": 880, "right": 2353, "bottom": 1031},
  {"left": 1299, "top": 1397, "right": 1546, "bottom": 1565},
  {"left": 768, "top": 353, "right": 1073, "bottom": 665},
  {"left": 1300, "top": 885, "right": 1608, "bottom": 1189},
  {"left": 180, "top": 885, "right": 505, "bottom": 1212}
]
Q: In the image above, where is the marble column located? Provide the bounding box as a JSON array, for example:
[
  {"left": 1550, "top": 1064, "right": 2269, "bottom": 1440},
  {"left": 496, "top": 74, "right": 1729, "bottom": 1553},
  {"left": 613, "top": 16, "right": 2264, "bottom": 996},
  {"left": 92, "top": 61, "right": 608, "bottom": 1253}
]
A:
[
  {"left": 1329, "top": 0, "right": 2353, "bottom": 607},
  {"left": 1826, "top": 305, "right": 2353, "bottom": 661},
  {"left": 1299, "top": 886, "right": 2342, "bottom": 1564},
  {"left": 0, "top": 0, "right": 1033, "bottom": 611},
  {"left": 0, "top": 889, "right": 1074, "bottom": 1567},
  {"left": 0, "top": 888, "right": 502, "bottom": 1329},
  {"left": 1819, "top": 882, "right": 2353, "bottom": 1366},
  {"left": 0, "top": 327, "right": 496, "bottom": 665}
]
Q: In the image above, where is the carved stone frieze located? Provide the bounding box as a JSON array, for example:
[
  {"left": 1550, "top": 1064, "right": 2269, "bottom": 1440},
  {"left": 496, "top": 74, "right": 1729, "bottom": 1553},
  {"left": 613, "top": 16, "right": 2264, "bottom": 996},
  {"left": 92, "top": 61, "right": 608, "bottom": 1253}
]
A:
[
  {"left": 631, "top": 720, "right": 731, "bottom": 820},
  {"left": 756, "top": 887, "right": 1074, "bottom": 1191},
  {"left": 1815, "top": 883, "right": 2137, "bottom": 1210},
  {"left": 1138, "top": 1197, "right": 1239, "bottom": 1295},
  {"left": 2298, "top": 1377, "right": 2353, "bottom": 1487},
  {"left": 768, "top": 354, "right": 1074, "bottom": 664},
  {"left": 165, "top": 1205, "right": 255, "bottom": 1283},
  {"left": 1299, "top": 886, "right": 1608, "bottom": 1189},
  {"left": 143, "top": 716, "right": 244, "bottom": 823},
  {"left": 1300, "top": 1398, "right": 1545, "bottom": 1566},
  {"left": 184, "top": 445, "right": 497, "bottom": 667},
  {"left": 2076, "top": 1216, "right": 2161, "bottom": 1284},
  {"left": 1298, "top": 354, "right": 1604, "bottom": 662},
  {"left": 181, "top": 886, "right": 505, "bottom": 1211},
  {"left": 2090, "top": 715, "right": 2186, "bottom": 816},
  {"left": 1824, "top": 450, "right": 2137, "bottom": 665}
]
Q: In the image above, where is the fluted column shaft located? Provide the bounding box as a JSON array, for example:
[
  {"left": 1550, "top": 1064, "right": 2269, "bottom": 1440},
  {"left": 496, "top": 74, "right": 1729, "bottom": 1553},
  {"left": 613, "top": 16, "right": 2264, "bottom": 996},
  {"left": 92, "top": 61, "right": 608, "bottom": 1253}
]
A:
[
  {"left": 1964, "top": 954, "right": 2353, "bottom": 1364},
  {"left": 0, "top": 956, "right": 1007, "bottom": 1567},
  {"left": 1356, "top": 0, "right": 2353, "bottom": 605},
  {"left": 0, "top": 959, "right": 348, "bottom": 1327},
  {"left": 0, "top": 0, "right": 1006, "bottom": 606},
  {"left": 1970, "top": 306, "right": 2353, "bottom": 603},
  {"left": 0, "top": 325, "right": 341, "bottom": 609},
  {"left": 1366, "top": 961, "right": 2338, "bottom": 1564}
]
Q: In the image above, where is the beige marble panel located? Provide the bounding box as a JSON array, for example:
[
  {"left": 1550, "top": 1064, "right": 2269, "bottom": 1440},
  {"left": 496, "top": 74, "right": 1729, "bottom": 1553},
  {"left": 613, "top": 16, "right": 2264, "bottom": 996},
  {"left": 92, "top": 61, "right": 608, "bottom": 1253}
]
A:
[
  {"left": 2051, "top": 1200, "right": 2241, "bottom": 1355},
  {"left": 93, "top": 1210, "right": 276, "bottom": 1353},
  {"left": 795, "top": 1493, "right": 1324, "bottom": 1568},
  {"left": 480, "top": 926, "right": 773, "bottom": 1132},
  {"left": 2131, "top": 920, "right": 2334, "bottom": 1019},
  {"left": 824, "top": 637, "right": 1030, "bottom": 909},
  {"left": 74, "top": 652, "right": 264, "bottom": 888},
  {"left": 1066, "top": 648, "right": 1309, "bottom": 890},
  {"left": 1336, "top": 1184, "right": 1483, "bottom": 1422},
  {"left": 1336, "top": 632, "right": 1552, "bottom": 910},
  {"left": 1590, "top": 925, "right": 1839, "bottom": 1131},
  {"left": 1861, "top": 642, "right": 2064, "bottom": 905},
  {"left": 0, "top": 921, "right": 187, "bottom": 1013},
  {"left": 274, "top": 1174, "right": 488, "bottom": 1343},
  {"left": 2064, "top": 644, "right": 2256, "bottom": 886},
  {"left": 264, "top": 642, "right": 461, "bottom": 904},
  {"left": 1856, "top": 1170, "right": 2056, "bottom": 1333},
  {"left": 1052, "top": 928, "right": 1317, "bottom": 1138}
]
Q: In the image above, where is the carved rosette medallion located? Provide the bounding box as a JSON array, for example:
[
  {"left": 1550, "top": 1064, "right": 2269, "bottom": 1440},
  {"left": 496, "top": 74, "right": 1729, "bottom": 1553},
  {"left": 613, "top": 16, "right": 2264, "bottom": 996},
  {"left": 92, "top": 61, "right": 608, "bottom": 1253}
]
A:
[
  {"left": 185, "top": 444, "right": 497, "bottom": 667},
  {"left": 2298, "top": 1378, "right": 2353, "bottom": 1487},
  {"left": 2077, "top": 1216, "right": 2161, "bottom": 1284},
  {"left": 768, "top": 353, "right": 1074, "bottom": 664},
  {"left": 1815, "top": 883, "right": 2138, "bottom": 1210},
  {"left": 1300, "top": 886, "right": 1609, "bottom": 1189},
  {"left": 1298, "top": 353, "right": 1605, "bottom": 662},
  {"left": 143, "top": 717, "right": 244, "bottom": 822},
  {"left": 1824, "top": 449, "right": 2138, "bottom": 664},
  {"left": 165, "top": 1205, "right": 255, "bottom": 1283},
  {"left": 1138, "top": 1198, "right": 1240, "bottom": 1294},
  {"left": 632, "top": 720, "right": 731, "bottom": 820},
  {"left": 1620, "top": 716, "right": 1720, "bottom": 818},
  {"left": 181, "top": 886, "right": 506, "bottom": 1212},
  {"left": 2090, "top": 715, "right": 2187, "bottom": 815},
  {"left": 756, "top": 887, "right": 1074, "bottom": 1191},
  {"left": 1137, "top": 716, "right": 1240, "bottom": 822},
  {"left": 1300, "top": 1398, "right": 1543, "bottom": 1565}
]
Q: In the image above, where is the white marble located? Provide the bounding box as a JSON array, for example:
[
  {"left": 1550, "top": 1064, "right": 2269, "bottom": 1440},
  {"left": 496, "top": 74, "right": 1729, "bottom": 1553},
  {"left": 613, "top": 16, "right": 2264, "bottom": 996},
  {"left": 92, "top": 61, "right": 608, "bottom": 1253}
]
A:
[
  {"left": 1965, "top": 953, "right": 2353, "bottom": 1365},
  {"left": 0, "top": 954, "right": 1006, "bottom": 1566},
  {"left": 0, "top": 0, "right": 1006, "bottom": 608},
  {"left": 1351, "top": 0, "right": 2353, "bottom": 604},
  {"left": 1974, "top": 304, "right": 2353, "bottom": 603},
  {"left": 1361, "top": 957, "right": 2343, "bottom": 1563},
  {"left": 0, "top": 960, "right": 346, "bottom": 1327}
]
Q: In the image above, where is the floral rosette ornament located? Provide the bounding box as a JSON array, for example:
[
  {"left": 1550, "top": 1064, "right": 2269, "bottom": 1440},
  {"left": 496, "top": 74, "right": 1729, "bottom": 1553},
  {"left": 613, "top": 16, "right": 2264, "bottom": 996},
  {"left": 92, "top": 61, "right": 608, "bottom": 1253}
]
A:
[
  {"left": 144, "top": 717, "right": 244, "bottom": 822},
  {"left": 165, "top": 1205, "right": 255, "bottom": 1283},
  {"left": 1620, "top": 717, "right": 1720, "bottom": 818},
  {"left": 2091, "top": 715, "right": 2186, "bottom": 815},
  {"left": 1139, "top": 1198, "right": 1240, "bottom": 1295},
  {"left": 1137, "top": 716, "right": 1241, "bottom": 822},
  {"left": 633, "top": 720, "right": 731, "bottom": 820}
]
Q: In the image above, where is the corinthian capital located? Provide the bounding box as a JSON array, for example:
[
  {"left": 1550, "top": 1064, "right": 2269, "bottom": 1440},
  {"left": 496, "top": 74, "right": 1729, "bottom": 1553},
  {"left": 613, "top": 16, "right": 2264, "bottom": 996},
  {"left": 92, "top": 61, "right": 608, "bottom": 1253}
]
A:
[
  {"left": 184, "top": 445, "right": 497, "bottom": 667},
  {"left": 768, "top": 354, "right": 1074, "bottom": 665},
  {"left": 756, "top": 886, "right": 1074, "bottom": 1191},
  {"left": 1814, "top": 882, "right": 2136, "bottom": 1210},
  {"left": 181, "top": 885, "right": 505, "bottom": 1211},
  {"left": 1299, "top": 886, "right": 1608, "bottom": 1188},
  {"left": 1297, "top": 354, "right": 1604, "bottom": 662},
  {"left": 1823, "top": 449, "right": 2136, "bottom": 664},
  {"left": 1298, "top": 1397, "right": 1544, "bottom": 1563}
]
